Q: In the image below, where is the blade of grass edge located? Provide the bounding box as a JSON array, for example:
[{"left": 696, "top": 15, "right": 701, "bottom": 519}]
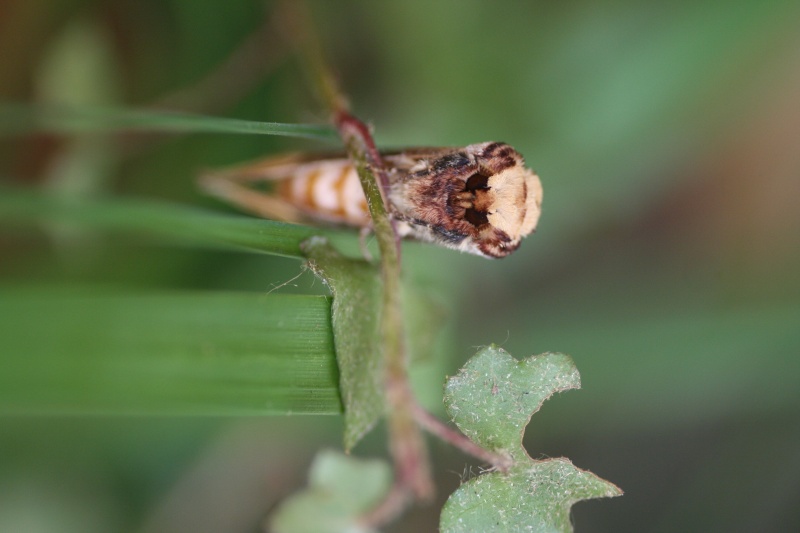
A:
[
  {"left": 0, "top": 288, "right": 341, "bottom": 415},
  {"left": 0, "top": 185, "right": 356, "bottom": 259},
  {"left": 0, "top": 103, "right": 338, "bottom": 141}
]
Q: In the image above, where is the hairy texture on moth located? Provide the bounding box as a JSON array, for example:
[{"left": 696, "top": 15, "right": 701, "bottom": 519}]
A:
[
  {"left": 200, "top": 142, "right": 543, "bottom": 259},
  {"left": 387, "top": 143, "right": 542, "bottom": 258}
]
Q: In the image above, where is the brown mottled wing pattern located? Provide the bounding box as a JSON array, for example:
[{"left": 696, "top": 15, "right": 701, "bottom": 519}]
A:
[{"left": 384, "top": 143, "right": 535, "bottom": 258}]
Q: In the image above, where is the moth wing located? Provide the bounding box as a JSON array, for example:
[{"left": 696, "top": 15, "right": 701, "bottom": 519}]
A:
[
  {"left": 382, "top": 147, "right": 458, "bottom": 171},
  {"left": 383, "top": 147, "right": 456, "bottom": 159}
]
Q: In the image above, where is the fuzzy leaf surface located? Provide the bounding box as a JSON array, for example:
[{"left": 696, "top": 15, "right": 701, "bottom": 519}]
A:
[
  {"left": 303, "top": 238, "right": 383, "bottom": 451},
  {"left": 270, "top": 450, "right": 392, "bottom": 533},
  {"left": 441, "top": 346, "right": 621, "bottom": 532},
  {"left": 441, "top": 459, "right": 621, "bottom": 533},
  {"left": 444, "top": 346, "right": 580, "bottom": 461}
]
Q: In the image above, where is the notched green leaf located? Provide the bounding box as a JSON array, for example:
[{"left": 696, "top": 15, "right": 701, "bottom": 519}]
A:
[
  {"left": 302, "top": 237, "right": 383, "bottom": 451},
  {"left": 441, "top": 345, "right": 621, "bottom": 533},
  {"left": 270, "top": 450, "right": 392, "bottom": 533},
  {"left": 441, "top": 459, "right": 621, "bottom": 533},
  {"left": 444, "top": 345, "right": 580, "bottom": 460}
]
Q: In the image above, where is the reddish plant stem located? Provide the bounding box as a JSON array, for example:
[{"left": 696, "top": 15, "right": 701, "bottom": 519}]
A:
[
  {"left": 334, "top": 111, "right": 433, "bottom": 501},
  {"left": 291, "top": 0, "right": 525, "bottom": 519},
  {"left": 411, "top": 402, "right": 512, "bottom": 472},
  {"left": 334, "top": 112, "right": 401, "bottom": 256},
  {"left": 357, "top": 482, "right": 412, "bottom": 530},
  {"left": 290, "top": 0, "right": 432, "bottom": 504}
]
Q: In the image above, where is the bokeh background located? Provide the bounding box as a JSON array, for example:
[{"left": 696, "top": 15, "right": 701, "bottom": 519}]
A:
[{"left": 2, "top": 0, "right": 799, "bottom": 532}]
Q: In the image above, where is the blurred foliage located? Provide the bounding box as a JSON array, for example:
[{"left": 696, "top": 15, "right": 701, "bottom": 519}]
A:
[
  {"left": 1, "top": 0, "right": 799, "bottom": 532},
  {"left": 270, "top": 450, "right": 392, "bottom": 533}
]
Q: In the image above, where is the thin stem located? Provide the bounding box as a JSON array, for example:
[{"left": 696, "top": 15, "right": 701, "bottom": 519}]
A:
[
  {"left": 411, "top": 402, "right": 512, "bottom": 472},
  {"left": 152, "top": 9, "right": 288, "bottom": 115},
  {"left": 357, "top": 482, "right": 412, "bottom": 530},
  {"left": 291, "top": 0, "right": 433, "bottom": 504}
]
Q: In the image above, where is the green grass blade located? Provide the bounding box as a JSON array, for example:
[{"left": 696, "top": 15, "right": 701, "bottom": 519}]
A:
[
  {"left": 0, "top": 185, "right": 352, "bottom": 259},
  {"left": 0, "top": 103, "right": 338, "bottom": 141},
  {"left": 0, "top": 288, "right": 341, "bottom": 415}
]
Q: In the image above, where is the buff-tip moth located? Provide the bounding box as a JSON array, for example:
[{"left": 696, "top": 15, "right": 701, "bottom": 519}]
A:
[{"left": 200, "top": 142, "right": 542, "bottom": 258}]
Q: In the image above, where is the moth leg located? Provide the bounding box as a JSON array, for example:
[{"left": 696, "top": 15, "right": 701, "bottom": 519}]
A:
[{"left": 199, "top": 171, "right": 304, "bottom": 223}]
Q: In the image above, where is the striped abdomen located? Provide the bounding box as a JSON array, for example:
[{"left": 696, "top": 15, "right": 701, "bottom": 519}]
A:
[{"left": 277, "top": 160, "right": 370, "bottom": 227}]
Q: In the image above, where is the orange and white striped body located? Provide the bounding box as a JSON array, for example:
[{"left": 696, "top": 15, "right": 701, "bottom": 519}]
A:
[
  {"left": 199, "top": 155, "right": 371, "bottom": 229},
  {"left": 276, "top": 160, "right": 369, "bottom": 227}
]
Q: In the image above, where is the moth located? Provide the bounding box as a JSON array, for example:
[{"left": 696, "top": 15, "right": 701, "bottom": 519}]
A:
[{"left": 200, "top": 142, "right": 542, "bottom": 258}]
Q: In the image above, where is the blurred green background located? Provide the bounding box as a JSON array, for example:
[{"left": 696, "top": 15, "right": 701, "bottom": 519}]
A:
[{"left": 2, "top": 0, "right": 799, "bottom": 531}]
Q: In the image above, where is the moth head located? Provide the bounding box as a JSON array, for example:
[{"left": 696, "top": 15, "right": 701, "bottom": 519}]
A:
[
  {"left": 393, "top": 142, "right": 542, "bottom": 258},
  {"left": 451, "top": 143, "right": 542, "bottom": 258}
]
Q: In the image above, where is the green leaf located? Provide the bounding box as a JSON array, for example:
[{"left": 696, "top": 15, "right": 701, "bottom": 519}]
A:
[
  {"left": 0, "top": 287, "right": 341, "bottom": 415},
  {"left": 0, "top": 103, "right": 338, "bottom": 141},
  {"left": 443, "top": 346, "right": 580, "bottom": 461},
  {"left": 441, "top": 459, "right": 621, "bottom": 533},
  {"left": 270, "top": 450, "right": 392, "bottom": 533},
  {"left": 441, "top": 346, "right": 621, "bottom": 532},
  {"left": 303, "top": 237, "right": 384, "bottom": 451},
  {"left": 0, "top": 185, "right": 343, "bottom": 259}
]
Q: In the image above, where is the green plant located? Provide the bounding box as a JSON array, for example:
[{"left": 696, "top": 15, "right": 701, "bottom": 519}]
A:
[
  {"left": 0, "top": 139, "right": 621, "bottom": 531},
  {"left": 5, "top": 0, "right": 800, "bottom": 531},
  {"left": 0, "top": 5, "right": 621, "bottom": 529}
]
